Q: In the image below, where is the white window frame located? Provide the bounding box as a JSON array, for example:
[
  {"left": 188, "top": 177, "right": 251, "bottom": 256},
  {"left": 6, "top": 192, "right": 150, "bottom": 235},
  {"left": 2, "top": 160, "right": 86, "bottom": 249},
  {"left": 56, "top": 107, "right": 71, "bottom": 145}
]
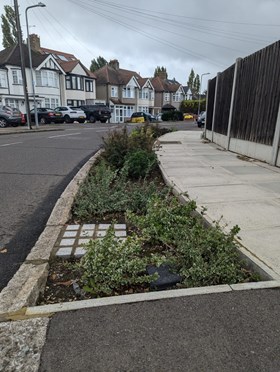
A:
[
  {"left": 0, "top": 70, "right": 8, "bottom": 88},
  {"left": 164, "top": 92, "right": 170, "bottom": 102},
  {"left": 5, "top": 98, "right": 20, "bottom": 108},
  {"left": 12, "top": 69, "right": 23, "bottom": 85},
  {"left": 111, "top": 86, "right": 118, "bottom": 97},
  {"left": 36, "top": 70, "right": 58, "bottom": 88},
  {"left": 85, "top": 80, "right": 93, "bottom": 92},
  {"left": 122, "top": 86, "right": 134, "bottom": 99}
]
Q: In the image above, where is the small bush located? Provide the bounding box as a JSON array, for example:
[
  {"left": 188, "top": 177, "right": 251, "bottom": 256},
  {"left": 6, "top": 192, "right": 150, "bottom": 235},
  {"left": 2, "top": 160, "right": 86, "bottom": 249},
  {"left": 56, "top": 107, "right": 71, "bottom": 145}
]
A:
[
  {"left": 162, "top": 110, "right": 183, "bottom": 121},
  {"left": 80, "top": 226, "right": 164, "bottom": 296},
  {"left": 124, "top": 149, "right": 157, "bottom": 179},
  {"left": 102, "top": 127, "right": 130, "bottom": 169}
]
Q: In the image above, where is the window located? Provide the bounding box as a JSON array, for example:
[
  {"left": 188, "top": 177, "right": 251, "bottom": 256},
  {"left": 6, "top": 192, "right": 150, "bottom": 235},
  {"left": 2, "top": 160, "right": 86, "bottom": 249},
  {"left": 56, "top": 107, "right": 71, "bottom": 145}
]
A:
[
  {"left": 139, "top": 89, "right": 149, "bottom": 99},
  {"left": 45, "top": 98, "right": 50, "bottom": 107},
  {"left": 123, "top": 106, "right": 134, "bottom": 117},
  {"left": 65, "top": 75, "right": 84, "bottom": 91},
  {"left": 111, "top": 86, "right": 118, "bottom": 97},
  {"left": 12, "top": 69, "right": 23, "bottom": 85},
  {"left": 85, "top": 80, "right": 93, "bottom": 92},
  {"left": 36, "top": 70, "right": 58, "bottom": 87},
  {"left": 122, "top": 86, "right": 134, "bottom": 98},
  {"left": 67, "top": 99, "right": 85, "bottom": 106},
  {"left": 138, "top": 106, "right": 149, "bottom": 113},
  {"left": 172, "top": 92, "right": 181, "bottom": 102},
  {"left": 5, "top": 98, "right": 20, "bottom": 108},
  {"left": 0, "top": 70, "right": 8, "bottom": 88},
  {"left": 164, "top": 93, "right": 170, "bottom": 102}
]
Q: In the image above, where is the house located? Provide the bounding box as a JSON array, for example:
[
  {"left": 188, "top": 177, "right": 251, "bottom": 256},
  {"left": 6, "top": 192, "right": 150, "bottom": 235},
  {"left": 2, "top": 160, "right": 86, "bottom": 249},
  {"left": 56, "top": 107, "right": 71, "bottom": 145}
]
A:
[
  {"left": 182, "top": 86, "right": 192, "bottom": 100},
  {"left": 94, "top": 59, "right": 155, "bottom": 123},
  {"left": 29, "top": 34, "right": 96, "bottom": 106},
  {"left": 0, "top": 43, "right": 64, "bottom": 113},
  {"left": 151, "top": 71, "right": 186, "bottom": 114}
]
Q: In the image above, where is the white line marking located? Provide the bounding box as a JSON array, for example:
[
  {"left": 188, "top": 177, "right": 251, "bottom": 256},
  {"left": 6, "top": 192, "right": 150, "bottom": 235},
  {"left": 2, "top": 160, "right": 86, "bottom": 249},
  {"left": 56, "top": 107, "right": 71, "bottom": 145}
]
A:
[
  {"left": 0, "top": 141, "right": 23, "bottom": 147},
  {"left": 48, "top": 132, "right": 81, "bottom": 138}
]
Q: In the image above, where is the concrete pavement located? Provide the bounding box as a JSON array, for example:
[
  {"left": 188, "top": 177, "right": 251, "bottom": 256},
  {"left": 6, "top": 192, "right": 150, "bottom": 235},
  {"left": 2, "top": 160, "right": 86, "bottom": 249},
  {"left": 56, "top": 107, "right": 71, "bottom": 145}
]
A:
[{"left": 157, "top": 131, "right": 280, "bottom": 279}]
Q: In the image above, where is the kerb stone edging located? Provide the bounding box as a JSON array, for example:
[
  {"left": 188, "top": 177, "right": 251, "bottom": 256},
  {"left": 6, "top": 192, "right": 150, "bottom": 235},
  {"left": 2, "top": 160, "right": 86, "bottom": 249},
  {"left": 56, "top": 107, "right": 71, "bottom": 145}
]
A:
[{"left": 0, "top": 149, "right": 103, "bottom": 322}]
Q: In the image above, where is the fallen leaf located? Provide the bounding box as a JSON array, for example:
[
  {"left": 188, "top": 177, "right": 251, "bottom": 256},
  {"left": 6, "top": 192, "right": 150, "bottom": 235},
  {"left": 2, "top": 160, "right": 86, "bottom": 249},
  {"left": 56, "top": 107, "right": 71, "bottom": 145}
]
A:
[
  {"left": 0, "top": 248, "right": 7, "bottom": 254},
  {"left": 54, "top": 280, "right": 74, "bottom": 287}
]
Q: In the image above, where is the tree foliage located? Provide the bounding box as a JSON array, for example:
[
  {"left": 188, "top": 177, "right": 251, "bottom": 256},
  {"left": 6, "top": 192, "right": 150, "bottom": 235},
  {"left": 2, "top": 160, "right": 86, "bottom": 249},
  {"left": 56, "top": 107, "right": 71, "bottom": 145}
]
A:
[
  {"left": 187, "top": 69, "right": 195, "bottom": 90},
  {"left": 1, "top": 5, "right": 17, "bottom": 48},
  {"left": 193, "top": 74, "right": 200, "bottom": 96},
  {"left": 90, "top": 56, "right": 107, "bottom": 72},
  {"left": 154, "top": 66, "right": 168, "bottom": 78}
]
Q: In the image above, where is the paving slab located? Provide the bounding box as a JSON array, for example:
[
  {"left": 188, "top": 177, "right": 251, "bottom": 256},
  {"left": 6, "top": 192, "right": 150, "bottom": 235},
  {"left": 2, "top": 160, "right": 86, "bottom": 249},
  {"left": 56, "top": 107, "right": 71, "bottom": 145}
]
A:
[{"left": 158, "top": 131, "right": 280, "bottom": 278}]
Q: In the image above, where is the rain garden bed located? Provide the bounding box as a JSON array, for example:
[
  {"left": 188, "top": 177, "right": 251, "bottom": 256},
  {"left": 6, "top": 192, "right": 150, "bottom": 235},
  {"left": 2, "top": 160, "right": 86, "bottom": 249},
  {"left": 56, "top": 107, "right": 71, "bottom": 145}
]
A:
[{"left": 38, "top": 124, "right": 260, "bottom": 305}]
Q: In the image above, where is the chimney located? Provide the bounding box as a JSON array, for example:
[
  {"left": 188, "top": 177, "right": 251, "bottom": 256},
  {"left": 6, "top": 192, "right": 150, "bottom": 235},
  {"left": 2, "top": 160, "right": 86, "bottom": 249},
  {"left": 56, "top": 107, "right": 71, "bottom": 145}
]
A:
[
  {"left": 109, "top": 59, "right": 119, "bottom": 70},
  {"left": 158, "top": 71, "right": 167, "bottom": 80},
  {"left": 28, "top": 34, "right": 41, "bottom": 52}
]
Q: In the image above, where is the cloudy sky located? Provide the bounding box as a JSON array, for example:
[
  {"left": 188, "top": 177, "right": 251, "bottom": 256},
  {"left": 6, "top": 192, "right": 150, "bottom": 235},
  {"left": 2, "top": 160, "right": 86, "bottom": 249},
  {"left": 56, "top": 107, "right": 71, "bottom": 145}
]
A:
[{"left": 1, "top": 0, "right": 280, "bottom": 89}]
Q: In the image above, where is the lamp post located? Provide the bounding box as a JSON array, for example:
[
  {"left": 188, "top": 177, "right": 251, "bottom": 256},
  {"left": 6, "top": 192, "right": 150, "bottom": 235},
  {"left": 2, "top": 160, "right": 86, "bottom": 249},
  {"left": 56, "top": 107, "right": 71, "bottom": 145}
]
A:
[
  {"left": 25, "top": 2, "right": 46, "bottom": 129},
  {"left": 198, "top": 72, "right": 210, "bottom": 117}
]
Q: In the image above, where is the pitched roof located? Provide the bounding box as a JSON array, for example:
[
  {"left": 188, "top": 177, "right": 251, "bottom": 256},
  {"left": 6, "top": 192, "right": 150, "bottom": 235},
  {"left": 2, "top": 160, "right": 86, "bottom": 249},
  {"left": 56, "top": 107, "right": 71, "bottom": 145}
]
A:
[
  {"left": 151, "top": 76, "right": 181, "bottom": 93},
  {"left": 40, "top": 47, "right": 77, "bottom": 61},
  {"left": 94, "top": 64, "right": 141, "bottom": 85},
  {"left": 0, "top": 44, "right": 47, "bottom": 68}
]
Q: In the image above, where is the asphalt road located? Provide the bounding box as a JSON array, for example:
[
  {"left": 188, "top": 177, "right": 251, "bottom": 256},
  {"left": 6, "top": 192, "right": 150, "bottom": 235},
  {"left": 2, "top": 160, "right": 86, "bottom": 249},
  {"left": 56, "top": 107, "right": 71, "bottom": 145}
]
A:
[
  {"left": 39, "top": 288, "right": 280, "bottom": 372},
  {"left": 0, "top": 120, "right": 200, "bottom": 290}
]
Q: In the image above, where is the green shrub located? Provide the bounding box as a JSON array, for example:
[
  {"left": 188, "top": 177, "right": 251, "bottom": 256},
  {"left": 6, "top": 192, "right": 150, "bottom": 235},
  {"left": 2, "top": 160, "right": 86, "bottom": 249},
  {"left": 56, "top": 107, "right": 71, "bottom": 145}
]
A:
[
  {"left": 80, "top": 226, "right": 164, "bottom": 296},
  {"left": 72, "top": 161, "right": 168, "bottom": 220},
  {"left": 124, "top": 149, "right": 157, "bottom": 179},
  {"left": 102, "top": 127, "right": 130, "bottom": 169},
  {"left": 162, "top": 111, "right": 183, "bottom": 121},
  {"left": 127, "top": 194, "right": 249, "bottom": 287}
]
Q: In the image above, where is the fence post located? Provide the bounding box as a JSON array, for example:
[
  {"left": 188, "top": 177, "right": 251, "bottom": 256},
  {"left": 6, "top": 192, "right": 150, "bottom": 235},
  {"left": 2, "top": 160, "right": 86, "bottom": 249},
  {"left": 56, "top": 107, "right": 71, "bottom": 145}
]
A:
[
  {"left": 203, "top": 79, "right": 211, "bottom": 138},
  {"left": 211, "top": 72, "right": 221, "bottom": 142},
  {"left": 271, "top": 103, "right": 280, "bottom": 166},
  {"left": 226, "top": 58, "right": 242, "bottom": 151}
]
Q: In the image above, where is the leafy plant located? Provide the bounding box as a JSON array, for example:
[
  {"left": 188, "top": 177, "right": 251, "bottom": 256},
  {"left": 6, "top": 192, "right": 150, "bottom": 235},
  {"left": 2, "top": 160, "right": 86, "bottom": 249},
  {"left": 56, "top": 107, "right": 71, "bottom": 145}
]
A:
[
  {"left": 123, "top": 149, "right": 157, "bottom": 179},
  {"left": 80, "top": 226, "right": 164, "bottom": 296}
]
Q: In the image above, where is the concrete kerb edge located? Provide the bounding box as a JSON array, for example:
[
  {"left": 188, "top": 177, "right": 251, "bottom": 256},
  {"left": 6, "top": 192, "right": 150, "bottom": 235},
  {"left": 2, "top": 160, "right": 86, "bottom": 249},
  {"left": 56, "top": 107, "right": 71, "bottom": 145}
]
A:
[
  {"left": 0, "top": 128, "right": 63, "bottom": 136},
  {"left": 0, "top": 149, "right": 103, "bottom": 322},
  {"left": 157, "top": 161, "right": 280, "bottom": 282}
]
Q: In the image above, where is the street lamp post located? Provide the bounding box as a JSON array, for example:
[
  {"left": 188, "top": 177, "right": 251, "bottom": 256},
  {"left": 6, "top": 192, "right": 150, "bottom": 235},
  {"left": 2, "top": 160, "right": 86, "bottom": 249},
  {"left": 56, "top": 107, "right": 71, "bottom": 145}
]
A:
[
  {"left": 25, "top": 2, "right": 46, "bottom": 129},
  {"left": 198, "top": 72, "right": 210, "bottom": 117}
]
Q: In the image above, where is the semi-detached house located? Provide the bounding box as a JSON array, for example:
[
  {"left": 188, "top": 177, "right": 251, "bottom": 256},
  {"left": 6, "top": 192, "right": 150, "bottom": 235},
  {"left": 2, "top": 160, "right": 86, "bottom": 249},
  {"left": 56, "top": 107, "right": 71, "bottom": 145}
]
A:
[
  {"left": 94, "top": 59, "right": 155, "bottom": 123},
  {"left": 0, "top": 34, "right": 97, "bottom": 112}
]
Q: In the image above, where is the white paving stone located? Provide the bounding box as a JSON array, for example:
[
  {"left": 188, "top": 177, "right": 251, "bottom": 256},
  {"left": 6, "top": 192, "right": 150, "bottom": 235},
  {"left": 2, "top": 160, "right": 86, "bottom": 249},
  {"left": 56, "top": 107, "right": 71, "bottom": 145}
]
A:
[
  {"left": 81, "top": 230, "right": 94, "bottom": 238},
  {"left": 115, "top": 230, "right": 127, "bottom": 237},
  {"left": 97, "top": 230, "right": 107, "bottom": 237},
  {"left": 98, "top": 224, "right": 110, "bottom": 230},
  {"left": 56, "top": 247, "right": 72, "bottom": 258},
  {"left": 78, "top": 238, "right": 91, "bottom": 245},
  {"left": 63, "top": 231, "right": 78, "bottom": 238},
  {"left": 82, "top": 224, "right": 95, "bottom": 230},
  {"left": 66, "top": 225, "right": 80, "bottom": 231},
  {"left": 114, "top": 224, "right": 127, "bottom": 230},
  {"left": 74, "top": 247, "right": 86, "bottom": 258},
  {"left": 60, "top": 238, "right": 75, "bottom": 246}
]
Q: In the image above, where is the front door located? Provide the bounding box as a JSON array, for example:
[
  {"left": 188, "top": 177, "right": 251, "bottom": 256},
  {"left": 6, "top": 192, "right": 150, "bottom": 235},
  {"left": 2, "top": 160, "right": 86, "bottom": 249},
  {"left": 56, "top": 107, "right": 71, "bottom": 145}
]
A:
[{"left": 115, "top": 106, "right": 124, "bottom": 123}]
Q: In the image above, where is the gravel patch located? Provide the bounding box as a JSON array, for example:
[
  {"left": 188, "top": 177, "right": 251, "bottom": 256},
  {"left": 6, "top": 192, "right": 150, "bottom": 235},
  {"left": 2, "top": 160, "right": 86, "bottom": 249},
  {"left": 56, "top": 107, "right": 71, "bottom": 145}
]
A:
[{"left": 0, "top": 317, "right": 49, "bottom": 372}]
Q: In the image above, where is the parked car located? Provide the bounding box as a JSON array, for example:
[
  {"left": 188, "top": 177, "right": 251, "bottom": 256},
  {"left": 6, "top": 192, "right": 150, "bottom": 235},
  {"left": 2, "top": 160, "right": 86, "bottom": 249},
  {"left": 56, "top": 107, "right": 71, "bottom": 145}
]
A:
[
  {"left": 79, "top": 104, "right": 111, "bottom": 123},
  {"left": 131, "top": 112, "right": 156, "bottom": 123},
  {"left": 156, "top": 113, "right": 163, "bottom": 122},
  {"left": 183, "top": 113, "right": 193, "bottom": 120},
  {"left": 54, "top": 106, "right": 86, "bottom": 123},
  {"left": 0, "top": 105, "right": 24, "bottom": 128},
  {"left": 29, "top": 108, "right": 63, "bottom": 124},
  {"left": 197, "top": 111, "right": 206, "bottom": 128}
]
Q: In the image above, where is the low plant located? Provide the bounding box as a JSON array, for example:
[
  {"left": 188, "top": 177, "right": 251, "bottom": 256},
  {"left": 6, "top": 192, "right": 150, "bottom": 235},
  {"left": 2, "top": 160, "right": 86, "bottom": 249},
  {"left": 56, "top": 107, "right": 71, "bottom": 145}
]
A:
[
  {"left": 80, "top": 226, "right": 165, "bottom": 296},
  {"left": 123, "top": 149, "right": 157, "bottom": 179},
  {"left": 127, "top": 194, "right": 251, "bottom": 287},
  {"left": 72, "top": 160, "right": 168, "bottom": 220}
]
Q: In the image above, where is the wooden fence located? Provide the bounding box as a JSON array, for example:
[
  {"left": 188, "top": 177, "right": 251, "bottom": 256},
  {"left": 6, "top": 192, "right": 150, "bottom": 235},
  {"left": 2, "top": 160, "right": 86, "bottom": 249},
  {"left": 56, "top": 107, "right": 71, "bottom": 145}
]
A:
[{"left": 206, "top": 40, "right": 280, "bottom": 165}]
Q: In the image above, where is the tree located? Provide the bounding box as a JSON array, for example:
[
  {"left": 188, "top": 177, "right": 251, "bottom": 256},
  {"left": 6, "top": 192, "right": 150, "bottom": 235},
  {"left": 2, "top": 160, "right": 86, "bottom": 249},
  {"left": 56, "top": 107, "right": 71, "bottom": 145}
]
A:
[
  {"left": 1, "top": 5, "right": 17, "bottom": 48},
  {"left": 154, "top": 66, "right": 168, "bottom": 78},
  {"left": 187, "top": 68, "right": 195, "bottom": 90},
  {"left": 90, "top": 56, "right": 107, "bottom": 72},
  {"left": 193, "top": 74, "right": 200, "bottom": 96}
]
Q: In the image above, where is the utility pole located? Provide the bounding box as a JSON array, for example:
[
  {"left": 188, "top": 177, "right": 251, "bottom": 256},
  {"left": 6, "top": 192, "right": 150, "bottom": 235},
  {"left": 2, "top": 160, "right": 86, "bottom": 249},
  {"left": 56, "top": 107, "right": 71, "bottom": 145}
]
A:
[{"left": 14, "top": 0, "right": 32, "bottom": 129}]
